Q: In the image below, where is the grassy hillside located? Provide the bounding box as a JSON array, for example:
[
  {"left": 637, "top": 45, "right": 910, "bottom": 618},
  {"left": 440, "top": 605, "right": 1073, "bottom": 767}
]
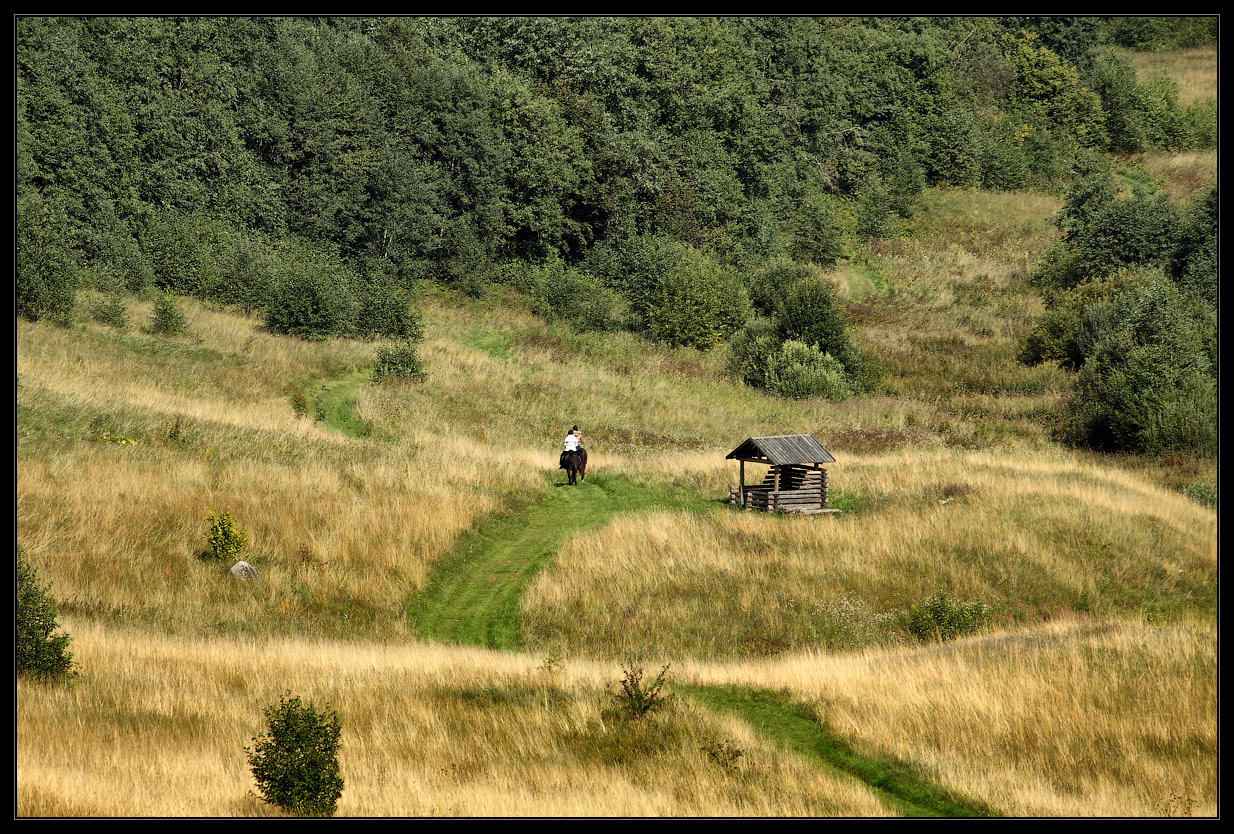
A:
[
  {"left": 1119, "top": 46, "right": 1217, "bottom": 104},
  {"left": 17, "top": 182, "right": 1216, "bottom": 816}
]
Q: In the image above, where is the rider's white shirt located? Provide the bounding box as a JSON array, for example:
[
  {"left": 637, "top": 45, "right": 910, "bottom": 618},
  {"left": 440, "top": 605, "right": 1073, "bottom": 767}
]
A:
[{"left": 564, "top": 434, "right": 579, "bottom": 452}]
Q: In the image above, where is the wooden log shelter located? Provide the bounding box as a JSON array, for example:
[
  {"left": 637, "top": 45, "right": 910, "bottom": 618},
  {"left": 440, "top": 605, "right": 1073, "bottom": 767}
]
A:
[{"left": 726, "top": 434, "right": 839, "bottom": 514}]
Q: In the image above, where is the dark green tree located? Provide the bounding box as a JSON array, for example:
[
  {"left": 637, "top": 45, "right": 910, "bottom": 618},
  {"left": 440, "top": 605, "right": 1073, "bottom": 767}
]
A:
[
  {"left": 16, "top": 192, "right": 78, "bottom": 326},
  {"left": 17, "top": 548, "right": 75, "bottom": 680},
  {"left": 1169, "top": 186, "right": 1217, "bottom": 307},
  {"left": 246, "top": 694, "right": 344, "bottom": 817},
  {"left": 1059, "top": 276, "right": 1216, "bottom": 455},
  {"left": 775, "top": 275, "right": 861, "bottom": 378}
]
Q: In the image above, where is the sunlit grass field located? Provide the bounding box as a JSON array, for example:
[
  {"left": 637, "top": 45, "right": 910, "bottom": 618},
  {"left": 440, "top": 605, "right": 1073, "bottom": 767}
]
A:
[
  {"left": 16, "top": 184, "right": 1217, "bottom": 816},
  {"left": 1119, "top": 46, "right": 1217, "bottom": 104}
]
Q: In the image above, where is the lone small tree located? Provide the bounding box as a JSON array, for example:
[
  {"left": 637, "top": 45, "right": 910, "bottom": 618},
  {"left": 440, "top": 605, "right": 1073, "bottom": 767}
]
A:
[
  {"left": 246, "top": 694, "right": 344, "bottom": 817},
  {"left": 16, "top": 548, "right": 74, "bottom": 680},
  {"left": 204, "top": 511, "right": 249, "bottom": 561}
]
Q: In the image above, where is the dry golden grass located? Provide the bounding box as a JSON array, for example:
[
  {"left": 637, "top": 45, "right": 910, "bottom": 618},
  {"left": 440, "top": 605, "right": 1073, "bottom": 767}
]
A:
[
  {"left": 524, "top": 449, "right": 1216, "bottom": 658},
  {"left": 1120, "top": 46, "right": 1217, "bottom": 104},
  {"left": 17, "top": 619, "right": 894, "bottom": 817},
  {"left": 18, "top": 306, "right": 549, "bottom": 639},
  {"left": 16, "top": 210, "right": 1216, "bottom": 816},
  {"left": 683, "top": 619, "right": 1217, "bottom": 817},
  {"left": 1134, "top": 150, "right": 1218, "bottom": 204}
]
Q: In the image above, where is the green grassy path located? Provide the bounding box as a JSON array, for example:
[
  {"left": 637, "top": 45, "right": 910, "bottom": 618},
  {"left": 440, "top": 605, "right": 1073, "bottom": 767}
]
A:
[
  {"left": 681, "top": 686, "right": 996, "bottom": 818},
  {"left": 305, "top": 371, "right": 374, "bottom": 437},
  {"left": 309, "top": 383, "right": 994, "bottom": 815},
  {"left": 406, "top": 472, "right": 714, "bottom": 649}
]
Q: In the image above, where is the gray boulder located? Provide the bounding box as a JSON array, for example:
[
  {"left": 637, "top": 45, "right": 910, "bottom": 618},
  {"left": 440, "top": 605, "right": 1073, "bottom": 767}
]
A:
[{"left": 230, "top": 561, "right": 258, "bottom": 581}]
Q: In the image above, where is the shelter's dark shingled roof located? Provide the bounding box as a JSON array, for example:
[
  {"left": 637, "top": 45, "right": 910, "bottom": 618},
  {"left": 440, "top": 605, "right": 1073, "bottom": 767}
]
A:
[{"left": 725, "top": 435, "right": 835, "bottom": 465}]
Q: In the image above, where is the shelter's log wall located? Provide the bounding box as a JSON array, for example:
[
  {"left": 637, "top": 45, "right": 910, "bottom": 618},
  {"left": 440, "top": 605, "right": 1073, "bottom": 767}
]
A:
[{"left": 728, "top": 465, "right": 829, "bottom": 512}]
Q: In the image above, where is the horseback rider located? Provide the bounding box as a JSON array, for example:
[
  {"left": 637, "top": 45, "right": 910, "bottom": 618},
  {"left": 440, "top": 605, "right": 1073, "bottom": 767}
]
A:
[{"left": 560, "top": 425, "right": 580, "bottom": 469}]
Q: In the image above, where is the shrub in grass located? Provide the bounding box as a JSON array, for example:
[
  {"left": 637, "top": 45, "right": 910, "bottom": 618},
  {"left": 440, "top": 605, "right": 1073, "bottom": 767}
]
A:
[
  {"left": 615, "top": 661, "right": 675, "bottom": 719},
  {"left": 904, "top": 591, "right": 989, "bottom": 643},
  {"left": 746, "top": 258, "right": 814, "bottom": 318},
  {"left": 204, "top": 511, "right": 249, "bottom": 561},
  {"left": 788, "top": 193, "right": 844, "bottom": 265},
  {"left": 727, "top": 316, "right": 781, "bottom": 388},
  {"left": 1069, "top": 190, "right": 1179, "bottom": 281},
  {"left": 147, "top": 290, "right": 187, "bottom": 337},
  {"left": 700, "top": 739, "right": 744, "bottom": 776},
  {"left": 246, "top": 694, "right": 343, "bottom": 817},
  {"left": 1185, "top": 480, "right": 1217, "bottom": 509},
  {"left": 353, "top": 275, "right": 424, "bottom": 340},
  {"left": 92, "top": 293, "right": 128, "bottom": 329},
  {"left": 645, "top": 248, "right": 750, "bottom": 350},
  {"left": 372, "top": 340, "right": 427, "bottom": 383},
  {"left": 511, "top": 255, "right": 619, "bottom": 333},
  {"left": 775, "top": 275, "right": 862, "bottom": 378},
  {"left": 1058, "top": 276, "right": 1216, "bottom": 456},
  {"left": 264, "top": 253, "right": 357, "bottom": 340},
  {"left": 16, "top": 548, "right": 74, "bottom": 680},
  {"left": 765, "top": 341, "right": 854, "bottom": 400},
  {"left": 203, "top": 237, "right": 275, "bottom": 314},
  {"left": 581, "top": 234, "right": 687, "bottom": 333}
]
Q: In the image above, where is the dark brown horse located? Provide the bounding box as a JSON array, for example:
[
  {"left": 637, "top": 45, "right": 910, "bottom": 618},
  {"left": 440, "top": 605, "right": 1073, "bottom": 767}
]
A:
[{"left": 560, "top": 447, "right": 588, "bottom": 485}]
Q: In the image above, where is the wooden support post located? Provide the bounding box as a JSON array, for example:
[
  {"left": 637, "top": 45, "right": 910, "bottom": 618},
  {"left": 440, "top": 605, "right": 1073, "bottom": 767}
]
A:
[
  {"left": 773, "top": 466, "right": 780, "bottom": 510},
  {"left": 740, "top": 460, "right": 746, "bottom": 508}
]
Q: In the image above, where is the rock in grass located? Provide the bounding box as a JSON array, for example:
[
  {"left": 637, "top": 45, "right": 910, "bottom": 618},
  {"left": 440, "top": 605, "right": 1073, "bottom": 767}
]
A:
[{"left": 230, "top": 561, "right": 258, "bottom": 581}]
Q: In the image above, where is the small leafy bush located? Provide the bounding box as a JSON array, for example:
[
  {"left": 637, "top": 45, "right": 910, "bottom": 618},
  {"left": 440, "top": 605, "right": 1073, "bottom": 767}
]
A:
[
  {"left": 264, "top": 251, "right": 357, "bottom": 340},
  {"left": 746, "top": 258, "right": 814, "bottom": 318},
  {"left": 147, "top": 290, "right": 188, "bottom": 337},
  {"left": 775, "top": 276, "right": 861, "bottom": 377},
  {"left": 92, "top": 293, "right": 128, "bottom": 329},
  {"left": 204, "top": 511, "right": 250, "bottom": 561},
  {"left": 202, "top": 237, "right": 274, "bottom": 313},
  {"left": 144, "top": 210, "right": 220, "bottom": 297},
  {"left": 246, "top": 694, "right": 343, "bottom": 817},
  {"left": 1057, "top": 276, "right": 1216, "bottom": 455},
  {"left": 513, "top": 256, "right": 619, "bottom": 333},
  {"left": 372, "top": 340, "right": 427, "bottom": 383},
  {"left": 1069, "top": 191, "right": 1179, "bottom": 281},
  {"left": 764, "top": 341, "right": 854, "bottom": 400},
  {"left": 645, "top": 248, "right": 749, "bottom": 349},
  {"left": 17, "top": 548, "right": 74, "bottom": 680},
  {"left": 727, "top": 316, "right": 782, "bottom": 388},
  {"left": 1184, "top": 480, "right": 1217, "bottom": 509},
  {"left": 788, "top": 193, "right": 844, "bottom": 265},
  {"left": 904, "top": 591, "right": 990, "bottom": 643},
  {"left": 353, "top": 275, "right": 424, "bottom": 340},
  {"left": 615, "top": 661, "right": 675, "bottom": 719},
  {"left": 581, "top": 234, "right": 686, "bottom": 332}
]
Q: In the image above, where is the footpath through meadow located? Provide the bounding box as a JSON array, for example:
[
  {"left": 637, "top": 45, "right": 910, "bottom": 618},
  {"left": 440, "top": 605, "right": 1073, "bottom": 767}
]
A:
[
  {"left": 399, "top": 461, "right": 995, "bottom": 817},
  {"left": 406, "top": 473, "right": 706, "bottom": 649},
  {"left": 311, "top": 377, "right": 994, "bottom": 817}
]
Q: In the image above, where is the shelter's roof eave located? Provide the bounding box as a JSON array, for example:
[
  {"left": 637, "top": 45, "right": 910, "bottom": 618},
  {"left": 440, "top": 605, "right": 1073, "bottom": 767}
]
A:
[{"left": 725, "top": 434, "right": 835, "bottom": 465}]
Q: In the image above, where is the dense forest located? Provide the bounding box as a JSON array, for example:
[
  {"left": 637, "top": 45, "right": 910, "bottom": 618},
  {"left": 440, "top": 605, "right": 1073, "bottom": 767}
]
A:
[{"left": 16, "top": 16, "right": 1218, "bottom": 455}]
